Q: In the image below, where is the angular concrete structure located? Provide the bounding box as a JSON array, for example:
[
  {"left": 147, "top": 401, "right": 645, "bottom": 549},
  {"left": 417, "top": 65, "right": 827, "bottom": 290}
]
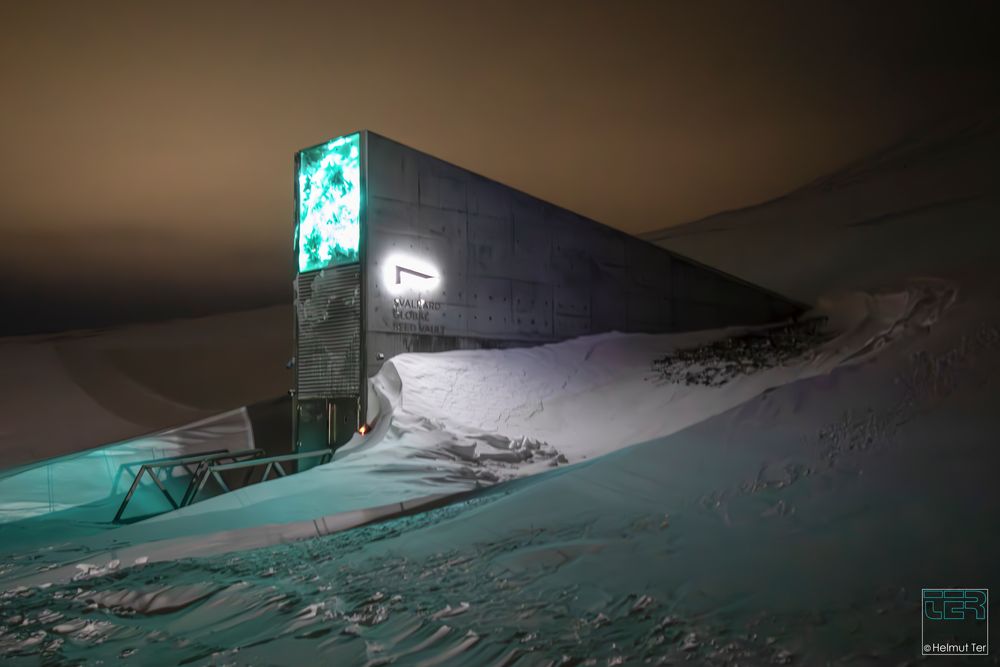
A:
[{"left": 293, "top": 131, "right": 801, "bottom": 452}]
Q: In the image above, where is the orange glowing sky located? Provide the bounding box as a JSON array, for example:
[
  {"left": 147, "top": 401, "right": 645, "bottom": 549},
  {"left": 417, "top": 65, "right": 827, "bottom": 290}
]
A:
[{"left": 1, "top": 1, "right": 997, "bottom": 333}]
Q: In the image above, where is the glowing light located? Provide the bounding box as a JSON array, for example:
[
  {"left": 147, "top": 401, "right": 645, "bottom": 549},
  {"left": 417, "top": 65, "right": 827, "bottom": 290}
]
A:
[
  {"left": 358, "top": 424, "right": 368, "bottom": 435},
  {"left": 296, "top": 133, "right": 361, "bottom": 272},
  {"left": 381, "top": 253, "right": 441, "bottom": 295}
]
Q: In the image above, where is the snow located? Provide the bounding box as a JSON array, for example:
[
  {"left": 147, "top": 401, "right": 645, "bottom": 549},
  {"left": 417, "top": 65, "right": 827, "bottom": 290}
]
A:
[
  {"left": 0, "top": 305, "right": 289, "bottom": 469},
  {"left": 0, "top": 408, "right": 254, "bottom": 524},
  {"left": 0, "top": 281, "right": 960, "bottom": 594},
  {"left": 641, "top": 107, "right": 1000, "bottom": 304},
  {"left": 2, "top": 107, "right": 1000, "bottom": 665}
]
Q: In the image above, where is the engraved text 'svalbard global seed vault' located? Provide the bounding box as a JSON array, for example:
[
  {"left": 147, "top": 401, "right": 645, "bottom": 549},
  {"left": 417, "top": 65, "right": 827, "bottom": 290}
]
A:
[{"left": 292, "top": 132, "right": 801, "bottom": 454}]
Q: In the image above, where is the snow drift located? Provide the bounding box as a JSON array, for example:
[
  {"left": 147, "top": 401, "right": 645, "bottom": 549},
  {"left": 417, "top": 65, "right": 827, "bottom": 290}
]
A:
[
  {"left": 0, "top": 280, "right": 956, "bottom": 581},
  {"left": 2, "top": 107, "right": 999, "bottom": 665}
]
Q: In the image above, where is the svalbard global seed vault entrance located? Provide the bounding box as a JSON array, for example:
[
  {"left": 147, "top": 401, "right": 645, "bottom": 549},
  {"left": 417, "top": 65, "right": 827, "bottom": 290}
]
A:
[
  {"left": 0, "top": 130, "right": 805, "bottom": 525},
  {"left": 291, "top": 131, "right": 802, "bottom": 456}
]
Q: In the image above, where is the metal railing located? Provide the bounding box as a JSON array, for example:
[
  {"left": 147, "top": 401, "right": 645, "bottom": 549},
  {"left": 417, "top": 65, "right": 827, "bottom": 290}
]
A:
[
  {"left": 185, "top": 449, "right": 334, "bottom": 506},
  {"left": 113, "top": 449, "right": 264, "bottom": 523},
  {"left": 113, "top": 448, "right": 336, "bottom": 523}
]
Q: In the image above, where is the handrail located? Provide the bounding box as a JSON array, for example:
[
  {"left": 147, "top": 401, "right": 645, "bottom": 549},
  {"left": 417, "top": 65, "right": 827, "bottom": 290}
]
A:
[
  {"left": 113, "top": 448, "right": 334, "bottom": 522},
  {"left": 113, "top": 449, "right": 264, "bottom": 523},
  {"left": 209, "top": 449, "right": 334, "bottom": 472},
  {"left": 177, "top": 449, "right": 266, "bottom": 507},
  {"left": 110, "top": 449, "right": 230, "bottom": 494},
  {"left": 185, "top": 449, "right": 334, "bottom": 506}
]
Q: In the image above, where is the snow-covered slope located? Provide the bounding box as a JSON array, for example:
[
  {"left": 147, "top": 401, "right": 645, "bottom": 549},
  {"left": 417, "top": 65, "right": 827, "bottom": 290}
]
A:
[
  {"left": 642, "top": 107, "right": 1000, "bottom": 302},
  {"left": 0, "top": 409, "right": 254, "bottom": 525},
  {"left": 0, "top": 280, "right": 949, "bottom": 569},
  {"left": 0, "top": 305, "right": 290, "bottom": 468},
  {"left": 2, "top": 108, "right": 999, "bottom": 665},
  {"left": 2, "top": 281, "right": 995, "bottom": 665}
]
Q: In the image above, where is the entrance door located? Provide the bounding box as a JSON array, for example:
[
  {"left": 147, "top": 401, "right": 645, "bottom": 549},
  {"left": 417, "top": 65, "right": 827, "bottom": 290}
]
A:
[
  {"left": 295, "top": 398, "right": 330, "bottom": 471},
  {"left": 294, "top": 396, "right": 359, "bottom": 471}
]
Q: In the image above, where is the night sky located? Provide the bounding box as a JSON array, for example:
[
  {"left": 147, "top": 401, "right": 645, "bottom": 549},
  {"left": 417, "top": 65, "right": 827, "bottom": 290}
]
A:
[{"left": 1, "top": 1, "right": 997, "bottom": 335}]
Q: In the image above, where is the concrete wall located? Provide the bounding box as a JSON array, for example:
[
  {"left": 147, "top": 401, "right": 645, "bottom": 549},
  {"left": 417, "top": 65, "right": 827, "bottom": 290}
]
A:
[{"left": 362, "top": 131, "right": 799, "bottom": 378}]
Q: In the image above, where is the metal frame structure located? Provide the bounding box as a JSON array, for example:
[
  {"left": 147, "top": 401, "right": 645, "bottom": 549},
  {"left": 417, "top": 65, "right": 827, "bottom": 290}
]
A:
[
  {"left": 113, "top": 449, "right": 264, "bottom": 523},
  {"left": 113, "top": 448, "right": 335, "bottom": 523},
  {"left": 185, "top": 448, "right": 335, "bottom": 505}
]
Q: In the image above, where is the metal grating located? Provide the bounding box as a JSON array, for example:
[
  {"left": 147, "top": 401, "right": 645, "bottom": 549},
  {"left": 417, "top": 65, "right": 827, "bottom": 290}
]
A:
[{"left": 295, "top": 265, "right": 362, "bottom": 399}]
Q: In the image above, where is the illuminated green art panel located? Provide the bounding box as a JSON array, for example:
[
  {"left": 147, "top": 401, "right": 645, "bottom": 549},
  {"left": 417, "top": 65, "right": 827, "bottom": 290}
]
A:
[{"left": 297, "top": 133, "right": 361, "bottom": 272}]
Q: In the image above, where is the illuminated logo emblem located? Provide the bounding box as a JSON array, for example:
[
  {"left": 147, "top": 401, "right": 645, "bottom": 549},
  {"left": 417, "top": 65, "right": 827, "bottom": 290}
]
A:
[
  {"left": 395, "top": 265, "right": 434, "bottom": 285},
  {"left": 921, "top": 588, "right": 989, "bottom": 656},
  {"left": 383, "top": 254, "right": 440, "bottom": 295}
]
